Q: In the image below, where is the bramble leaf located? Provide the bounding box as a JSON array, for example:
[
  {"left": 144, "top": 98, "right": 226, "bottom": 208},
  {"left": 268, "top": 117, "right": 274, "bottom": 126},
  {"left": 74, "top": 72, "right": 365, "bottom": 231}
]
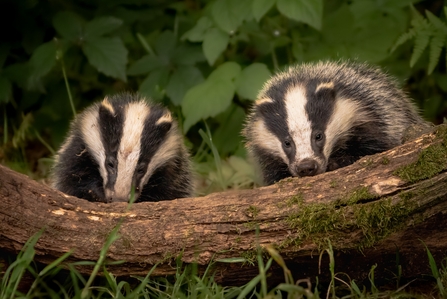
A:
[
  {"left": 181, "top": 17, "right": 213, "bottom": 42},
  {"left": 277, "top": 0, "right": 323, "bottom": 30},
  {"left": 203, "top": 28, "right": 229, "bottom": 65},
  {"left": 82, "top": 37, "right": 128, "bottom": 81},
  {"left": 166, "top": 66, "right": 204, "bottom": 106},
  {"left": 252, "top": 0, "right": 276, "bottom": 22},
  {"left": 53, "top": 11, "right": 84, "bottom": 41},
  {"left": 236, "top": 63, "right": 271, "bottom": 100},
  {"left": 85, "top": 16, "right": 123, "bottom": 39}
]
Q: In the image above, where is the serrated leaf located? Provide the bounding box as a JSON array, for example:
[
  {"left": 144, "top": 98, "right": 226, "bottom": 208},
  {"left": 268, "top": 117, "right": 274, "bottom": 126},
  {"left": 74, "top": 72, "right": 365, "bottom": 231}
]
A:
[
  {"left": 208, "top": 61, "right": 241, "bottom": 82},
  {"left": 138, "top": 68, "right": 169, "bottom": 101},
  {"left": 82, "top": 37, "right": 128, "bottom": 81},
  {"left": 166, "top": 66, "right": 204, "bottom": 106},
  {"left": 85, "top": 16, "right": 123, "bottom": 39},
  {"left": 426, "top": 10, "right": 447, "bottom": 33},
  {"left": 127, "top": 55, "right": 167, "bottom": 76},
  {"left": 252, "top": 0, "right": 276, "bottom": 21},
  {"left": 181, "top": 17, "right": 213, "bottom": 42},
  {"left": 410, "top": 29, "right": 430, "bottom": 67},
  {"left": 0, "top": 76, "right": 11, "bottom": 103},
  {"left": 236, "top": 63, "right": 271, "bottom": 100},
  {"left": 428, "top": 32, "right": 445, "bottom": 74},
  {"left": 277, "top": 0, "right": 323, "bottom": 30},
  {"left": 53, "top": 11, "right": 84, "bottom": 41},
  {"left": 182, "top": 79, "right": 235, "bottom": 132},
  {"left": 203, "top": 28, "right": 229, "bottom": 66},
  {"left": 29, "top": 41, "right": 57, "bottom": 80}
]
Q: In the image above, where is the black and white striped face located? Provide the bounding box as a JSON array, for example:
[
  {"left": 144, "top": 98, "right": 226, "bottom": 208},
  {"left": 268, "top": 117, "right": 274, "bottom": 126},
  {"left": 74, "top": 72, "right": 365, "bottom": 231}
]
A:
[
  {"left": 250, "top": 80, "right": 364, "bottom": 177},
  {"left": 80, "top": 97, "right": 178, "bottom": 202}
]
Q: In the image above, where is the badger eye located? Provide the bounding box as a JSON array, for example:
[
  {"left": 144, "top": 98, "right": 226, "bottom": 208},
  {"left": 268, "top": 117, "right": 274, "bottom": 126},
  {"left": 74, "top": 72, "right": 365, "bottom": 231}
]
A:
[
  {"left": 107, "top": 161, "right": 115, "bottom": 169},
  {"left": 136, "top": 165, "right": 146, "bottom": 174},
  {"left": 284, "top": 139, "right": 291, "bottom": 148},
  {"left": 315, "top": 133, "right": 324, "bottom": 141}
]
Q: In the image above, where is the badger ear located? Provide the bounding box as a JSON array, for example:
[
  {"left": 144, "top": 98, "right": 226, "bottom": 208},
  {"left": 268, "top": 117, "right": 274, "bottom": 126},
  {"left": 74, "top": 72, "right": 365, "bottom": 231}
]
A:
[
  {"left": 155, "top": 112, "right": 173, "bottom": 134},
  {"left": 315, "top": 82, "right": 336, "bottom": 100}
]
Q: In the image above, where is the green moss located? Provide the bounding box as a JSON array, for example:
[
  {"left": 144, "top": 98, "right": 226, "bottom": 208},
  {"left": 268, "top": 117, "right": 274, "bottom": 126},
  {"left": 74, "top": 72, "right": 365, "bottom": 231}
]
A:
[
  {"left": 338, "top": 186, "right": 376, "bottom": 205},
  {"left": 394, "top": 143, "right": 447, "bottom": 183},
  {"left": 399, "top": 191, "right": 415, "bottom": 200},
  {"left": 284, "top": 190, "right": 415, "bottom": 249},
  {"left": 329, "top": 180, "right": 338, "bottom": 188},
  {"left": 286, "top": 193, "right": 304, "bottom": 207},
  {"left": 361, "top": 158, "right": 374, "bottom": 168},
  {"left": 241, "top": 250, "right": 257, "bottom": 266},
  {"left": 381, "top": 157, "right": 390, "bottom": 165},
  {"left": 394, "top": 125, "right": 447, "bottom": 183},
  {"left": 246, "top": 205, "right": 260, "bottom": 218},
  {"left": 353, "top": 198, "right": 415, "bottom": 248}
]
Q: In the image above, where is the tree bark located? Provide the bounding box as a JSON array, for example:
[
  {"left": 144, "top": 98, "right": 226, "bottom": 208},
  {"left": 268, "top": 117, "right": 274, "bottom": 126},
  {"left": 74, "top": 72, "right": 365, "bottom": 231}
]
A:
[{"left": 0, "top": 125, "right": 446, "bottom": 286}]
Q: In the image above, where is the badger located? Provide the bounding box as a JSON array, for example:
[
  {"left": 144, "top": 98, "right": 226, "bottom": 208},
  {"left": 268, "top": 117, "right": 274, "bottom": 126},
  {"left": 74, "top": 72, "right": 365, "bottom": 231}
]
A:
[
  {"left": 243, "top": 61, "right": 428, "bottom": 185},
  {"left": 52, "top": 93, "right": 194, "bottom": 202}
]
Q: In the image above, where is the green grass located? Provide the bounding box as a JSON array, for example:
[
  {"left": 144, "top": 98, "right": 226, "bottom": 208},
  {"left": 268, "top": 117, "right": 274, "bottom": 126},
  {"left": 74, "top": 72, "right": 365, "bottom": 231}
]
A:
[{"left": 1, "top": 231, "right": 445, "bottom": 299}]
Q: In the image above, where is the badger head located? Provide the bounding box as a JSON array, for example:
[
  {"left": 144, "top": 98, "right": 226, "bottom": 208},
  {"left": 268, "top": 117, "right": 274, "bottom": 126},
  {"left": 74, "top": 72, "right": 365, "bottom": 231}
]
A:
[
  {"left": 79, "top": 96, "right": 179, "bottom": 202},
  {"left": 246, "top": 80, "right": 367, "bottom": 184}
]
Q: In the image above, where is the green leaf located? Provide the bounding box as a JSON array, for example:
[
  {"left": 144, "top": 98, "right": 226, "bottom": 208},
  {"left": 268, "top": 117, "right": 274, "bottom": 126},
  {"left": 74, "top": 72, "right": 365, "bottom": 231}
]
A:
[
  {"left": 182, "top": 77, "right": 235, "bottom": 132},
  {"left": 85, "top": 16, "right": 123, "bottom": 39},
  {"left": 0, "top": 76, "right": 11, "bottom": 103},
  {"left": 211, "top": 0, "right": 252, "bottom": 33},
  {"left": 53, "top": 11, "right": 84, "bottom": 41},
  {"left": 171, "top": 45, "right": 206, "bottom": 65},
  {"left": 208, "top": 61, "right": 241, "bottom": 82},
  {"left": 127, "top": 55, "right": 167, "bottom": 76},
  {"left": 28, "top": 41, "right": 57, "bottom": 81},
  {"left": 236, "top": 63, "right": 271, "bottom": 100},
  {"left": 166, "top": 66, "right": 204, "bottom": 106},
  {"left": 252, "top": 0, "right": 276, "bottom": 22},
  {"left": 154, "top": 30, "right": 176, "bottom": 57},
  {"left": 213, "top": 104, "right": 246, "bottom": 156},
  {"left": 276, "top": 0, "right": 323, "bottom": 30},
  {"left": 428, "top": 32, "right": 445, "bottom": 74},
  {"left": 181, "top": 16, "right": 213, "bottom": 42},
  {"left": 138, "top": 68, "right": 169, "bottom": 101},
  {"left": 82, "top": 37, "right": 128, "bottom": 81},
  {"left": 203, "top": 28, "right": 229, "bottom": 65},
  {"left": 411, "top": 29, "right": 430, "bottom": 67}
]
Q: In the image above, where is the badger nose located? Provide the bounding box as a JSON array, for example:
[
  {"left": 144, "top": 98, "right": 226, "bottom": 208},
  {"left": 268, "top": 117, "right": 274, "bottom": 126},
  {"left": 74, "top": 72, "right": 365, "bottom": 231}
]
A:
[{"left": 296, "top": 159, "right": 318, "bottom": 177}]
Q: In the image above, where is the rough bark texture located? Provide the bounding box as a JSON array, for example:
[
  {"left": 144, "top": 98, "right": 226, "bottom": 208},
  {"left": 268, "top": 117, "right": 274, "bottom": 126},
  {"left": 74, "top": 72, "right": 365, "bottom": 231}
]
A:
[{"left": 0, "top": 125, "right": 446, "bottom": 286}]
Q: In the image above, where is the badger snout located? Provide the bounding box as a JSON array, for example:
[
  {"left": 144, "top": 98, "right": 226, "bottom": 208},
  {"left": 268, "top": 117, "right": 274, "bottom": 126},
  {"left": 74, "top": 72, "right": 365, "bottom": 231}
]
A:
[
  {"left": 105, "top": 188, "right": 138, "bottom": 203},
  {"left": 292, "top": 158, "right": 319, "bottom": 177}
]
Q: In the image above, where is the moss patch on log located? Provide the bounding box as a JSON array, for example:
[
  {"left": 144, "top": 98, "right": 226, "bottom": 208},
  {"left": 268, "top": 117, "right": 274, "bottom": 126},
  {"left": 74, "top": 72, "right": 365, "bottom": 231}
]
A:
[
  {"left": 394, "top": 125, "right": 447, "bottom": 183},
  {"left": 283, "top": 186, "right": 416, "bottom": 249}
]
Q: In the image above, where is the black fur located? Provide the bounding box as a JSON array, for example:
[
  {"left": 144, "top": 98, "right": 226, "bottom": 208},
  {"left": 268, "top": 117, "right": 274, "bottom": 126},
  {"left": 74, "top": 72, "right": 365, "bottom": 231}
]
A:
[
  {"left": 52, "top": 93, "right": 193, "bottom": 202},
  {"left": 244, "top": 61, "right": 429, "bottom": 185}
]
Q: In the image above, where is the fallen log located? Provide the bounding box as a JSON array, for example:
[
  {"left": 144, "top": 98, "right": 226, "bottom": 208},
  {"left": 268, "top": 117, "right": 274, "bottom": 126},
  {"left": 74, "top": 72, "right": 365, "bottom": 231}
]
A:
[{"left": 0, "top": 124, "right": 446, "bottom": 286}]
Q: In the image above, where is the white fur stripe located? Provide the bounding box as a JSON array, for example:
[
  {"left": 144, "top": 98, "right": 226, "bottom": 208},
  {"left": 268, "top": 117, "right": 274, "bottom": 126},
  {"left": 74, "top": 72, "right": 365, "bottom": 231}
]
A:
[
  {"left": 80, "top": 105, "right": 108, "bottom": 186},
  {"left": 143, "top": 126, "right": 179, "bottom": 185},
  {"left": 324, "top": 98, "right": 369, "bottom": 159},
  {"left": 249, "top": 119, "right": 287, "bottom": 163},
  {"left": 284, "top": 86, "right": 314, "bottom": 161},
  {"left": 113, "top": 101, "right": 150, "bottom": 200}
]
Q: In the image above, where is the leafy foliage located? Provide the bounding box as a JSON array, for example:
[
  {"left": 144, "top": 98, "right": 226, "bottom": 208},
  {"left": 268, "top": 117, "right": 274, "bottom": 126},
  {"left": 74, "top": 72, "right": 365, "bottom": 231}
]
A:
[
  {"left": 0, "top": 0, "right": 446, "bottom": 193},
  {"left": 392, "top": 6, "right": 447, "bottom": 74}
]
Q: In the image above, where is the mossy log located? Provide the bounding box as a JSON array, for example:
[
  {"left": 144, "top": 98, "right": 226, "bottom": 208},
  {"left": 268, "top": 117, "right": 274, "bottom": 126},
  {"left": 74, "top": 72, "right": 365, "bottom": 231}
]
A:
[{"left": 0, "top": 125, "right": 446, "bottom": 287}]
